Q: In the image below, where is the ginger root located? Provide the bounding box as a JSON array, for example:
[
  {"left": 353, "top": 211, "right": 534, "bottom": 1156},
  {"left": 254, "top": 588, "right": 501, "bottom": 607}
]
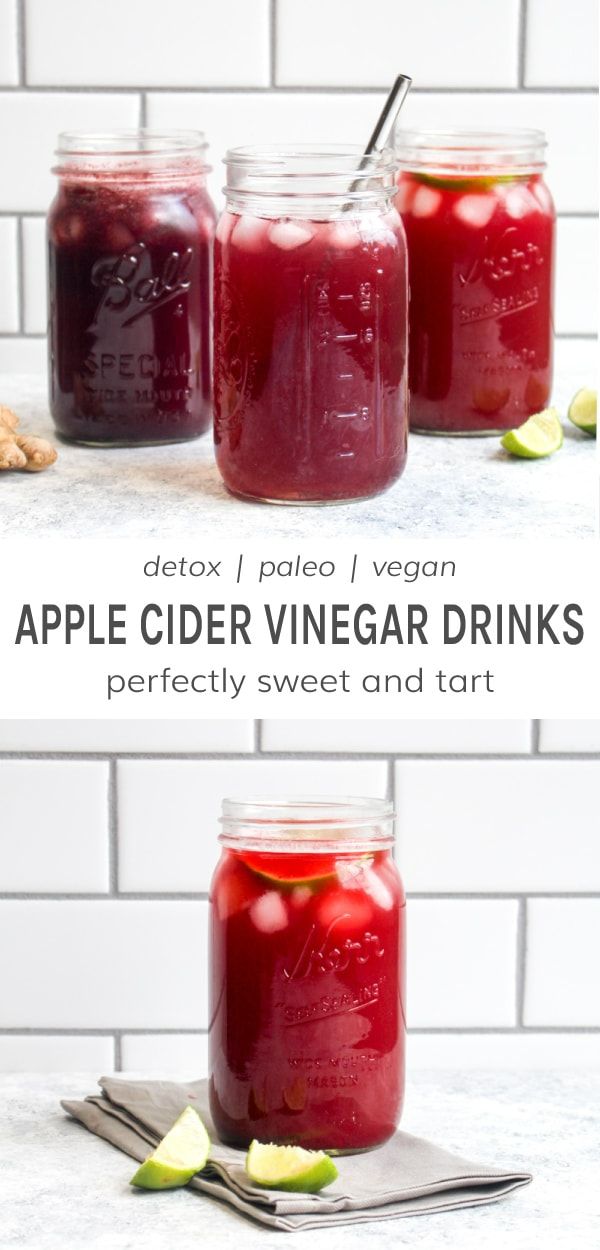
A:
[{"left": 0, "top": 405, "right": 57, "bottom": 472}]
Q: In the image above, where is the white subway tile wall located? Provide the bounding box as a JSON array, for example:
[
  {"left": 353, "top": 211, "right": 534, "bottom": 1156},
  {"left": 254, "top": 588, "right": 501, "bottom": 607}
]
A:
[
  {"left": 0, "top": 719, "right": 598, "bottom": 1071},
  {"left": 0, "top": 0, "right": 596, "bottom": 365},
  {"left": 0, "top": 0, "right": 18, "bottom": 86}
]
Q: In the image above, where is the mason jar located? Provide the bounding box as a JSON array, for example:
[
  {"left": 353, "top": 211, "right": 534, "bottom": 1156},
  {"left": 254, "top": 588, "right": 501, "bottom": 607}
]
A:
[
  {"left": 213, "top": 147, "right": 408, "bottom": 502},
  {"left": 393, "top": 128, "right": 555, "bottom": 434},
  {"left": 209, "top": 797, "right": 406, "bottom": 1151},
  {"left": 47, "top": 130, "right": 216, "bottom": 445}
]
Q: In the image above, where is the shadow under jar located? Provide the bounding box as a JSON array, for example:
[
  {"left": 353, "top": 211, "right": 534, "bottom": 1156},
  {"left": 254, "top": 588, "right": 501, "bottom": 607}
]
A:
[
  {"left": 47, "top": 131, "right": 216, "bottom": 446},
  {"left": 209, "top": 798, "right": 406, "bottom": 1152},
  {"left": 213, "top": 146, "right": 409, "bottom": 503},
  {"left": 394, "top": 128, "right": 555, "bottom": 435}
]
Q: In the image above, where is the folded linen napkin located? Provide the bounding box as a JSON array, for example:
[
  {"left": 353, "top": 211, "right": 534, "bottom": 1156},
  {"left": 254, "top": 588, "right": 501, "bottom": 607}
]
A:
[{"left": 62, "top": 1077, "right": 531, "bottom": 1232}]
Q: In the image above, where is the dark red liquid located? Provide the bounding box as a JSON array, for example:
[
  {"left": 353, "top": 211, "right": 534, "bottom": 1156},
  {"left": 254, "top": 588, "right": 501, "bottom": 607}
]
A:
[
  {"left": 396, "top": 172, "right": 555, "bottom": 433},
  {"left": 209, "top": 847, "right": 405, "bottom": 1150},
  {"left": 48, "top": 172, "right": 215, "bottom": 444},
  {"left": 213, "top": 208, "right": 408, "bottom": 501}
]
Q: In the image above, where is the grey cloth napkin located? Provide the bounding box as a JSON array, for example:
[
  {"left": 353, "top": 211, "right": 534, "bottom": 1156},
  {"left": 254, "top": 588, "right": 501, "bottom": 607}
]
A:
[{"left": 61, "top": 1077, "right": 531, "bottom": 1232}]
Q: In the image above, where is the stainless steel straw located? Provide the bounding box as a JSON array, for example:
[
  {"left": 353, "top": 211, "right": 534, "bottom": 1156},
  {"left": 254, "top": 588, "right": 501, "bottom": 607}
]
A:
[{"left": 345, "top": 73, "right": 412, "bottom": 204}]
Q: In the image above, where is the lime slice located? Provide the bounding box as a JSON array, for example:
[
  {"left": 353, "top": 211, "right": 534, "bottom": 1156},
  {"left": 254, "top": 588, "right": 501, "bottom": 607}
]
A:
[
  {"left": 567, "top": 388, "right": 597, "bottom": 436},
  {"left": 130, "top": 1106, "right": 210, "bottom": 1190},
  {"left": 501, "top": 407, "right": 563, "bottom": 458},
  {"left": 416, "top": 171, "right": 525, "bottom": 192},
  {"left": 246, "top": 1141, "right": 338, "bottom": 1193}
]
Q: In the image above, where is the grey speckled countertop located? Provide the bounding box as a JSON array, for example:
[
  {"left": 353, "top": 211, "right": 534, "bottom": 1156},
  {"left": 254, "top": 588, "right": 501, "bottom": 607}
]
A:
[
  {"left": 1, "top": 1070, "right": 599, "bottom": 1250},
  {"left": 0, "top": 362, "right": 597, "bottom": 539}
]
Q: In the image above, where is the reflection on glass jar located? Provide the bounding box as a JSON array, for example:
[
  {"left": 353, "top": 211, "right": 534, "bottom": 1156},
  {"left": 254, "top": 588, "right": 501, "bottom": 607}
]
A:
[
  {"left": 213, "top": 147, "right": 409, "bottom": 503},
  {"left": 394, "top": 128, "right": 555, "bottom": 435},
  {"left": 47, "top": 130, "right": 216, "bottom": 446},
  {"left": 209, "top": 797, "right": 406, "bottom": 1152}
]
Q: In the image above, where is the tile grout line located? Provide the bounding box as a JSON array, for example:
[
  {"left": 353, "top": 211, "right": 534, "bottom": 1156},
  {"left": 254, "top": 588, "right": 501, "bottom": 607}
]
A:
[
  {"left": 7, "top": 211, "right": 600, "bottom": 220},
  {"left": 517, "top": 0, "right": 528, "bottom": 89},
  {"left": 531, "top": 720, "right": 541, "bottom": 753},
  {"left": 0, "top": 84, "right": 597, "bottom": 95},
  {"left": 139, "top": 92, "right": 147, "bottom": 127},
  {"left": 1, "top": 748, "right": 599, "bottom": 761},
  {"left": 269, "top": 0, "right": 277, "bottom": 88},
  {"left": 16, "top": 0, "right": 26, "bottom": 86},
  {"left": 1, "top": 1025, "right": 599, "bottom": 1036},
  {"left": 108, "top": 759, "right": 118, "bottom": 895},
  {"left": 16, "top": 216, "right": 25, "bottom": 334},
  {"left": 113, "top": 1032, "right": 123, "bottom": 1072},
  {"left": 0, "top": 331, "right": 597, "bottom": 344},
  {"left": 2, "top": 891, "right": 599, "bottom": 901},
  {"left": 516, "top": 896, "right": 527, "bottom": 1025}
]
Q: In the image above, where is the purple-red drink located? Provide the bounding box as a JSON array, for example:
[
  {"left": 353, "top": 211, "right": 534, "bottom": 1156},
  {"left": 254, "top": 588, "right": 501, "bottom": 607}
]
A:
[
  {"left": 209, "top": 799, "right": 405, "bottom": 1152},
  {"left": 213, "top": 148, "right": 408, "bottom": 502},
  {"left": 394, "top": 129, "right": 555, "bottom": 434},
  {"left": 48, "top": 132, "right": 216, "bottom": 445}
]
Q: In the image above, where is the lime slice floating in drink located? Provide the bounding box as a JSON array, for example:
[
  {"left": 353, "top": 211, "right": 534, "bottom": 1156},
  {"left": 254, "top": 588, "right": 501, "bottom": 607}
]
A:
[
  {"left": 501, "top": 407, "right": 563, "bottom": 458},
  {"left": 567, "top": 388, "right": 597, "bottom": 436},
  {"left": 241, "top": 851, "right": 338, "bottom": 890},
  {"left": 246, "top": 1140, "right": 338, "bottom": 1193},
  {"left": 130, "top": 1106, "right": 210, "bottom": 1190}
]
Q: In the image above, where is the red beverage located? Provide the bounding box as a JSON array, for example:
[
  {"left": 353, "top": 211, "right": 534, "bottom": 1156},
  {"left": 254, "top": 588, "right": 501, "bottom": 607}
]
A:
[
  {"left": 394, "top": 129, "right": 555, "bottom": 434},
  {"left": 48, "top": 131, "right": 216, "bottom": 445},
  {"left": 209, "top": 799, "right": 405, "bottom": 1151},
  {"left": 214, "top": 147, "right": 408, "bottom": 502}
]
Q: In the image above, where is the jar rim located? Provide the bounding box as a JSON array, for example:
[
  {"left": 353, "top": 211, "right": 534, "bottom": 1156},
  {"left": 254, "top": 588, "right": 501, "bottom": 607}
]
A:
[
  {"left": 56, "top": 128, "right": 208, "bottom": 157},
  {"left": 224, "top": 145, "right": 398, "bottom": 209},
  {"left": 225, "top": 143, "right": 397, "bottom": 174},
  {"left": 394, "top": 126, "right": 547, "bottom": 174},
  {"left": 219, "top": 796, "right": 395, "bottom": 851}
]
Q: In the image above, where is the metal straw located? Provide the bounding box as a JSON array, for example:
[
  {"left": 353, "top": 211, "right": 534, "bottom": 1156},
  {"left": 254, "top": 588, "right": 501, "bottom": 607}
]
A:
[{"left": 345, "top": 74, "right": 412, "bottom": 204}]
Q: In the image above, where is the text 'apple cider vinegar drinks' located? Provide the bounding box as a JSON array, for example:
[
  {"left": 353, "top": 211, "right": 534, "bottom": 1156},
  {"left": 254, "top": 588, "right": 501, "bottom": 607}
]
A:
[
  {"left": 394, "top": 129, "right": 555, "bottom": 434},
  {"left": 213, "top": 147, "right": 409, "bottom": 502},
  {"left": 48, "top": 131, "right": 216, "bottom": 445},
  {"left": 209, "top": 798, "right": 405, "bottom": 1152}
]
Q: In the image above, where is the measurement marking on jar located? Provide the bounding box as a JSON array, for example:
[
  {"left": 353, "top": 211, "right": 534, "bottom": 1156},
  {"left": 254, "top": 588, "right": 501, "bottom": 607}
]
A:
[{"left": 333, "top": 332, "right": 359, "bottom": 343}]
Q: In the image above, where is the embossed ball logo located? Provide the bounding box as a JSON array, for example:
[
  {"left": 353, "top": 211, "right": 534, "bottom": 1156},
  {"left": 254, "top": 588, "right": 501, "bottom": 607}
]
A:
[{"left": 90, "top": 242, "right": 193, "bottom": 326}]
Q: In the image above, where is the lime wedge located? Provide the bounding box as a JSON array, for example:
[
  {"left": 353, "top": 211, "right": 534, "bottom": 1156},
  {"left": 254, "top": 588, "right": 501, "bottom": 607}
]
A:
[
  {"left": 130, "top": 1106, "right": 210, "bottom": 1190},
  {"left": 567, "top": 388, "right": 597, "bottom": 436},
  {"left": 246, "top": 1140, "right": 338, "bottom": 1193},
  {"left": 501, "top": 407, "right": 563, "bottom": 458}
]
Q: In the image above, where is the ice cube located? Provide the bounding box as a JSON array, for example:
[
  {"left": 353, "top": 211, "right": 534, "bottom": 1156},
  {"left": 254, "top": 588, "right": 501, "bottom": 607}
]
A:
[
  {"left": 531, "top": 181, "right": 554, "bottom": 215},
  {"left": 250, "top": 890, "right": 288, "bottom": 933},
  {"left": 410, "top": 186, "right": 442, "bottom": 218},
  {"left": 215, "top": 211, "right": 235, "bottom": 246},
  {"left": 502, "top": 185, "right": 532, "bottom": 220},
  {"left": 55, "top": 213, "right": 86, "bottom": 245},
  {"left": 364, "top": 868, "right": 394, "bottom": 910},
  {"left": 290, "top": 885, "right": 313, "bottom": 908},
  {"left": 268, "top": 219, "right": 314, "bottom": 250},
  {"left": 395, "top": 179, "right": 418, "bottom": 215},
  {"left": 105, "top": 222, "right": 136, "bottom": 251},
  {"left": 328, "top": 219, "right": 361, "bottom": 250},
  {"left": 317, "top": 888, "right": 372, "bottom": 932},
  {"left": 231, "top": 213, "right": 269, "bottom": 253},
  {"left": 453, "top": 194, "right": 496, "bottom": 229}
]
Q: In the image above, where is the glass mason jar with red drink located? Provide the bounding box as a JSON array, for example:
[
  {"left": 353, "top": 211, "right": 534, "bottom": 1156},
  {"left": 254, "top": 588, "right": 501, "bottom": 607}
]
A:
[
  {"left": 209, "top": 798, "right": 406, "bottom": 1152},
  {"left": 394, "top": 128, "right": 555, "bottom": 434},
  {"left": 47, "top": 131, "right": 216, "bottom": 445},
  {"left": 213, "top": 147, "right": 409, "bottom": 502}
]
